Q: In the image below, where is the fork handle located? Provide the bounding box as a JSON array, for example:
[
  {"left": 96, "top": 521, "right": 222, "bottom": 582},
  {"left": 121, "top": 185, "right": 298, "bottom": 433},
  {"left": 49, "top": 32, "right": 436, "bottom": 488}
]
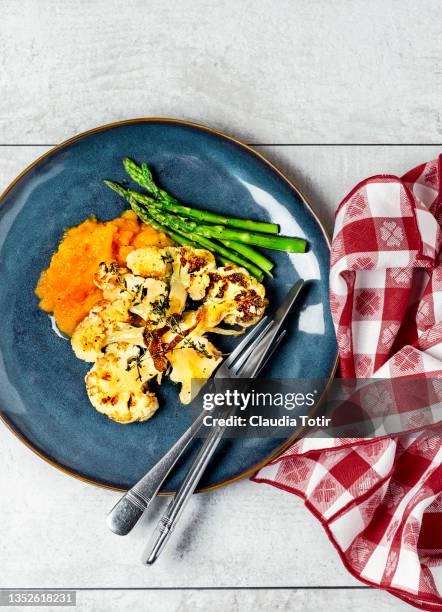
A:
[
  {"left": 107, "top": 409, "right": 207, "bottom": 535},
  {"left": 142, "top": 418, "right": 227, "bottom": 565}
]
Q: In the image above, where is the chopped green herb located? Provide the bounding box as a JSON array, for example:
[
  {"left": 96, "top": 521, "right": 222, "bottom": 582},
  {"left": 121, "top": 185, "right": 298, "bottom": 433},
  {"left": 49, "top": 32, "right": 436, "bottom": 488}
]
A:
[
  {"left": 126, "top": 346, "right": 147, "bottom": 381},
  {"left": 160, "top": 252, "right": 174, "bottom": 264},
  {"left": 151, "top": 293, "right": 170, "bottom": 318},
  {"left": 165, "top": 314, "right": 212, "bottom": 358}
]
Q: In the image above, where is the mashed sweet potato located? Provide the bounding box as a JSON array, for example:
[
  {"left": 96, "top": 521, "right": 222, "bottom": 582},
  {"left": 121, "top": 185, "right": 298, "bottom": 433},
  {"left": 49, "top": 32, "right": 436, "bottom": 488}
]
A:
[{"left": 35, "top": 211, "right": 173, "bottom": 336}]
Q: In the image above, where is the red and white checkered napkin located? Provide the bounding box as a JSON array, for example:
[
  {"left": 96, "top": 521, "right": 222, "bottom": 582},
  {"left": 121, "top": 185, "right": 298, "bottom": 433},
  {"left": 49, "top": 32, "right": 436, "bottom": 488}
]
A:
[{"left": 253, "top": 156, "right": 442, "bottom": 610}]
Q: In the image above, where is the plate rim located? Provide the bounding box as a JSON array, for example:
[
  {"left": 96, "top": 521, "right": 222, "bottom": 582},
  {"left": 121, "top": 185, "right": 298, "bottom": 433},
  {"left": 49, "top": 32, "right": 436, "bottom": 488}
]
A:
[{"left": 0, "top": 117, "right": 338, "bottom": 493}]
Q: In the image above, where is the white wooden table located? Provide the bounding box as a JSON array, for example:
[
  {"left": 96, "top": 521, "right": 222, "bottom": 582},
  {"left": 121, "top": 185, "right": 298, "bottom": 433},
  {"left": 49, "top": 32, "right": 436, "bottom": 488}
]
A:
[{"left": 0, "top": 2, "right": 441, "bottom": 610}]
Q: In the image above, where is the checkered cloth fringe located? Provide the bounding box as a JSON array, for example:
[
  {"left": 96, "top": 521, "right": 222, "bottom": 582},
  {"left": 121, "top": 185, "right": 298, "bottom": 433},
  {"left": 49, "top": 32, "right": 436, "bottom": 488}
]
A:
[{"left": 253, "top": 156, "right": 442, "bottom": 610}]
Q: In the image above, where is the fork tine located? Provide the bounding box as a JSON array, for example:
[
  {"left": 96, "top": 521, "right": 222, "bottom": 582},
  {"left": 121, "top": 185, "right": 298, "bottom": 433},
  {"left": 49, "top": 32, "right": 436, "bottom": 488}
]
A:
[
  {"left": 230, "top": 320, "right": 274, "bottom": 374},
  {"left": 235, "top": 327, "right": 287, "bottom": 377},
  {"left": 222, "top": 316, "right": 270, "bottom": 369},
  {"left": 253, "top": 329, "right": 287, "bottom": 376}
]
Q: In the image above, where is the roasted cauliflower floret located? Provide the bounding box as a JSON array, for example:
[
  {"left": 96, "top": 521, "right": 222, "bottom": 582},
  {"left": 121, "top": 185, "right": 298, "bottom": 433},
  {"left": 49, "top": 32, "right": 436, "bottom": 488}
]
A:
[
  {"left": 167, "top": 335, "right": 222, "bottom": 404},
  {"left": 94, "top": 262, "right": 131, "bottom": 302},
  {"left": 190, "top": 266, "right": 267, "bottom": 334},
  {"left": 71, "top": 307, "right": 107, "bottom": 362},
  {"left": 126, "top": 247, "right": 172, "bottom": 279},
  {"left": 71, "top": 300, "right": 133, "bottom": 362},
  {"left": 85, "top": 343, "right": 159, "bottom": 423},
  {"left": 169, "top": 246, "right": 216, "bottom": 301}
]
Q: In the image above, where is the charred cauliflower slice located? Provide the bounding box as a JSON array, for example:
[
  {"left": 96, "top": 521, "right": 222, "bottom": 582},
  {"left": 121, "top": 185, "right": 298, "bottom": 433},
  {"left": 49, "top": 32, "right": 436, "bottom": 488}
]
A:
[
  {"left": 71, "top": 271, "right": 151, "bottom": 363},
  {"left": 85, "top": 343, "right": 159, "bottom": 423},
  {"left": 196, "top": 266, "right": 267, "bottom": 331},
  {"left": 104, "top": 323, "right": 145, "bottom": 348},
  {"left": 168, "top": 246, "right": 216, "bottom": 301},
  {"left": 71, "top": 300, "right": 133, "bottom": 362}
]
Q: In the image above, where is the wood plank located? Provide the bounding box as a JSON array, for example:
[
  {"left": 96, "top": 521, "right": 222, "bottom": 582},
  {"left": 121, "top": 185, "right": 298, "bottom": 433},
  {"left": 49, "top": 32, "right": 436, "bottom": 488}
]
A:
[
  {"left": 48, "top": 587, "right": 413, "bottom": 612},
  {"left": 0, "top": 0, "right": 441, "bottom": 144}
]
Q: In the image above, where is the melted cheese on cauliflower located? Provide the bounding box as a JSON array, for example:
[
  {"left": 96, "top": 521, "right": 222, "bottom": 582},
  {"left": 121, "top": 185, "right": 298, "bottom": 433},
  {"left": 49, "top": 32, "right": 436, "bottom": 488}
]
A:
[{"left": 168, "top": 336, "right": 222, "bottom": 404}]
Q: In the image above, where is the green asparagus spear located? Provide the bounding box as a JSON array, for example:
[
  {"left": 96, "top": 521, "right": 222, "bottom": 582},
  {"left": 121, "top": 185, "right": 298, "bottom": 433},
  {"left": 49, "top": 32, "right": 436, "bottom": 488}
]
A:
[
  {"left": 191, "top": 222, "right": 305, "bottom": 252},
  {"left": 122, "top": 158, "right": 279, "bottom": 235},
  {"left": 222, "top": 239, "right": 273, "bottom": 274},
  {"left": 129, "top": 198, "right": 264, "bottom": 281},
  {"left": 104, "top": 180, "right": 132, "bottom": 200},
  {"left": 216, "top": 255, "right": 236, "bottom": 267},
  {"left": 105, "top": 180, "right": 306, "bottom": 254},
  {"left": 142, "top": 215, "right": 199, "bottom": 248},
  {"left": 104, "top": 178, "right": 205, "bottom": 252}
]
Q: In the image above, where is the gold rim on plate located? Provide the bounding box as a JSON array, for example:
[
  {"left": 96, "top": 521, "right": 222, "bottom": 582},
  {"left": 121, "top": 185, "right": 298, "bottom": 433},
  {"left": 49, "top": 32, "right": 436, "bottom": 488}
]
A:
[{"left": 0, "top": 117, "right": 338, "bottom": 494}]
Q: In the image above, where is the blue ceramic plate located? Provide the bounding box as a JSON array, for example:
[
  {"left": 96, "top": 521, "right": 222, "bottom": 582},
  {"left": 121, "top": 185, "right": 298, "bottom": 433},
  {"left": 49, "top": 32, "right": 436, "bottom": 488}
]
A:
[{"left": 0, "top": 119, "right": 337, "bottom": 492}]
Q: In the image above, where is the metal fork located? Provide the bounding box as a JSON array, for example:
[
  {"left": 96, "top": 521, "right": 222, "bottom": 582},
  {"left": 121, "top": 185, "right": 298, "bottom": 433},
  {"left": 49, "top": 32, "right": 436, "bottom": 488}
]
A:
[{"left": 142, "top": 279, "right": 304, "bottom": 564}]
